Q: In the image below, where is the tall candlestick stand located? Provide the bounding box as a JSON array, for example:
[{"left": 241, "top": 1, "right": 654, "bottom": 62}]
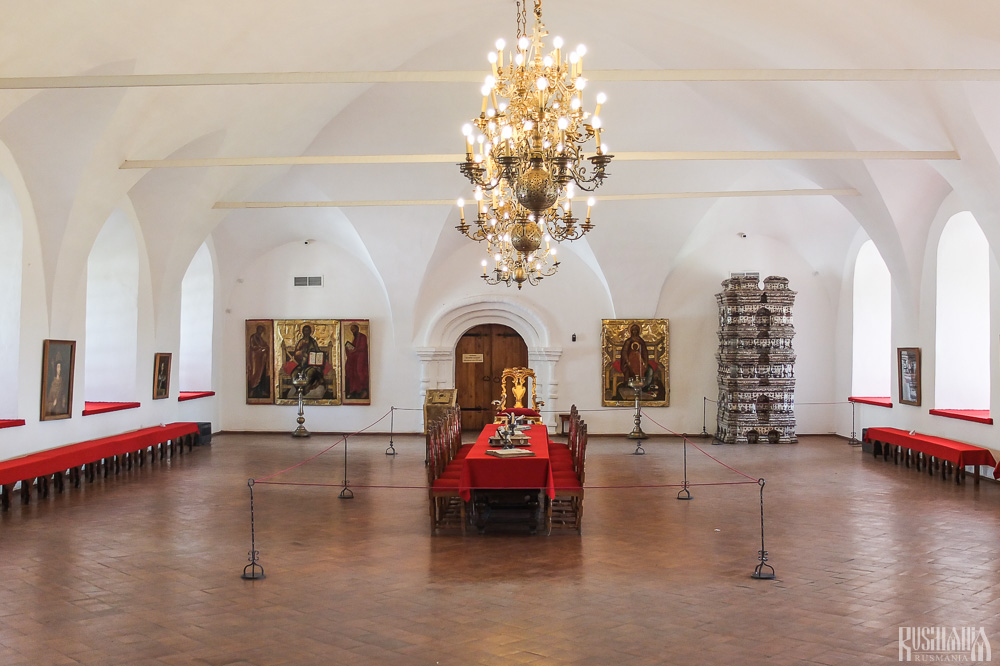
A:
[{"left": 291, "top": 370, "right": 310, "bottom": 438}]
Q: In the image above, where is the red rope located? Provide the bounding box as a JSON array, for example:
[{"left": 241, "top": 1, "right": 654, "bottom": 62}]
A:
[
  {"left": 253, "top": 408, "right": 393, "bottom": 482},
  {"left": 253, "top": 480, "right": 758, "bottom": 490},
  {"left": 640, "top": 410, "right": 760, "bottom": 482}
]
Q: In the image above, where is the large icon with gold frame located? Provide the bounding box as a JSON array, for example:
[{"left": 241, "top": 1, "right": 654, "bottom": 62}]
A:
[
  {"left": 601, "top": 319, "right": 669, "bottom": 407},
  {"left": 274, "top": 320, "right": 341, "bottom": 405}
]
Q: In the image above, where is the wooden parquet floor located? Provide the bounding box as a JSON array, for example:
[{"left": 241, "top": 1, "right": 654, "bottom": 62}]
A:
[{"left": 0, "top": 432, "right": 997, "bottom": 665}]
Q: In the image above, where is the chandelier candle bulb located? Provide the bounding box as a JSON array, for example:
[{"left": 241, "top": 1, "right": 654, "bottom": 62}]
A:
[{"left": 594, "top": 92, "right": 606, "bottom": 117}]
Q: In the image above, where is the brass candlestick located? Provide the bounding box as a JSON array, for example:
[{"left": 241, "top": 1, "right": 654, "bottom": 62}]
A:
[
  {"left": 627, "top": 376, "right": 647, "bottom": 444},
  {"left": 291, "top": 370, "right": 310, "bottom": 438}
]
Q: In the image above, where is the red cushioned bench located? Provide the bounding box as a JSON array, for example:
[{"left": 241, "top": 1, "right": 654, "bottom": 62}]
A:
[
  {"left": 863, "top": 427, "right": 998, "bottom": 485},
  {"left": 0, "top": 422, "right": 199, "bottom": 510}
]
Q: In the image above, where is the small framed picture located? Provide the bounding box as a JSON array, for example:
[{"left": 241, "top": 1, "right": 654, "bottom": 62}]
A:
[
  {"left": 897, "top": 347, "right": 921, "bottom": 406},
  {"left": 153, "top": 353, "right": 172, "bottom": 400},
  {"left": 40, "top": 339, "right": 76, "bottom": 421}
]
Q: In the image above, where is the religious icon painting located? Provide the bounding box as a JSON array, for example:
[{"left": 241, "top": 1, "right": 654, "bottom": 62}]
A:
[
  {"left": 601, "top": 319, "right": 669, "bottom": 407},
  {"left": 245, "top": 319, "right": 274, "bottom": 404},
  {"left": 152, "top": 352, "right": 172, "bottom": 400},
  {"left": 340, "top": 319, "right": 371, "bottom": 405},
  {"left": 273, "top": 319, "right": 341, "bottom": 406},
  {"left": 40, "top": 339, "right": 76, "bottom": 421}
]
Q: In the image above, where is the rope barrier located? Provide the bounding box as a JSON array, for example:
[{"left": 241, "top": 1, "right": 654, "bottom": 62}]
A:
[
  {"left": 243, "top": 406, "right": 777, "bottom": 582},
  {"left": 538, "top": 407, "right": 633, "bottom": 413},
  {"left": 252, "top": 480, "right": 759, "bottom": 490},
  {"left": 639, "top": 410, "right": 760, "bottom": 483},
  {"left": 253, "top": 407, "right": 393, "bottom": 482}
]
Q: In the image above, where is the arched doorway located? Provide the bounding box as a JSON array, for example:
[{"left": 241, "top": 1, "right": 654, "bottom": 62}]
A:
[{"left": 455, "top": 324, "right": 528, "bottom": 431}]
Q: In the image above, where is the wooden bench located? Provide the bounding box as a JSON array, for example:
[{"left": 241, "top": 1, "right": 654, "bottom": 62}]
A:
[
  {"left": 863, "top": 427, "right": 997, "bottom": 485},
  {"left": 0, "top": 422, "right": 199, "bottom": 510}
]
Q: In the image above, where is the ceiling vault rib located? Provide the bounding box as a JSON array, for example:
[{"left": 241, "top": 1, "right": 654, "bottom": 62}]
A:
[
  {"left": 6, "top": 69, "right": 1000, "bottom": 90},
  {"left": 123, "top": 151, "right": 957, "bottom": 169},
  {"left": 212, "top": 189, "right": 859, "bottom": 209}
]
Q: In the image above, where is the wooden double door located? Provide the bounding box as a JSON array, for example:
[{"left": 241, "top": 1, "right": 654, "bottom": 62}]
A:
[{"left": 455, "top": 324, "right": 528, "bottom": 431}]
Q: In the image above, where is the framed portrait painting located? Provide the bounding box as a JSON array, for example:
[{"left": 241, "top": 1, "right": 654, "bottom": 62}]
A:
[
  {"left": 245, "top": 319, "right": 275, "bottom": 404},
  {"left": 341, "top": 319, "right": 371, "bottom": 405},
  {"left": 897, "top": 347, "right": 921, "bottom": 406},
  {"left": 40, "top": 339, "right": 75, "bottom": 421},
  {"left": 152, "top": 353, "right": 172, "bottom": 400},
  {"left": 601, "top": 319, "right": 669, "bottom": 407},
  {"left": 274, "top": 319, "right": 341, "bottom": 405}
]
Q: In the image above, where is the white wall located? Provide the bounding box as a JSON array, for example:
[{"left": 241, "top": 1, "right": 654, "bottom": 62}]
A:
[
  {"left": 220, "top": 239, "right": 393, "bottom": 432},
  {"left": 656, "top": 232, "right": 841, "bottom": 437},
  {"left": 84, "top": 210, "right": 139, "bottom": 402},
  {"left": 935, "top": 212, "right": 990, "bottom": 409},
  {"left": 851, "top": 241, "right": 891, "bottom": 396}
]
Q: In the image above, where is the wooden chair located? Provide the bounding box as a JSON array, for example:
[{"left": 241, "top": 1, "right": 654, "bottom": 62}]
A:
[
  {"left": 492, "top": 367, "right": 545, "bottom": 424},
  {"left": 426, "top": 419, "right": 466, "bottom": 534},
  {"left": 548, "top": 422, "right": 587, "bottom": 534}
]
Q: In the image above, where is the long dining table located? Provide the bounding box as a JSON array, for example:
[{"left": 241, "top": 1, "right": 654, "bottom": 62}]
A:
[
  {"left": 459, "top": 423, "right": 555, "bottom": 500},
  {"left": 459, "top": 423, "right": 555, "bottom": 533}
]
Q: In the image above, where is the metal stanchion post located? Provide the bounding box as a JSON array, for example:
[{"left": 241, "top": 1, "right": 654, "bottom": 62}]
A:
[
  {"left": 700, "top": 396, "right": 710, "bottom": 438},
  {"left": 386, "top": 406, "right": 397, "bottom": 455},
  {"left": 241, "top": 479, "right": 265, "bottom": 580},
  {"left": 677, "top": 438, "right": 692, "bottom": 500},
  {"left": 751, "top": 478, "right": 775, "bottom": 580},
  {"left": 339, "top": 436, "right": 354, "bottom": 499}
]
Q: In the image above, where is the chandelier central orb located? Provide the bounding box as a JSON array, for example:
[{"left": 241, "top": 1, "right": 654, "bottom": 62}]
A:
[{"left": 456, "top": 0, "right": 612, "bottom": 288}]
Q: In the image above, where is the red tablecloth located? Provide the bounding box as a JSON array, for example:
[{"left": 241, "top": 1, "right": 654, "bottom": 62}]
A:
[
  {"left": 865, "top": 427, "right": 998, "bottom": 471},
  {"left": 459, "top": 424, "right": 554, "bottom": 502},
  {"left": 0, "top": 423, "right": 199, "bottom": 485}
]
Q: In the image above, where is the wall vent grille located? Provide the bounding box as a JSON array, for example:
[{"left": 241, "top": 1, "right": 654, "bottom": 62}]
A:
[{"left": 293, "top": 276, "right": 323, "bottom": 287}]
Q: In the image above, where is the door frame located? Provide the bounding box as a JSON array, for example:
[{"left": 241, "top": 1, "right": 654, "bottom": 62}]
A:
[{"left": 415, "top": 300, "right": 562, "bottom": 427}]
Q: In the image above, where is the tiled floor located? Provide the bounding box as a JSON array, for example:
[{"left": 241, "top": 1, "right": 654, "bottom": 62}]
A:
[{"left": 0, "top": 432, "right": 997, "bottom": 665}]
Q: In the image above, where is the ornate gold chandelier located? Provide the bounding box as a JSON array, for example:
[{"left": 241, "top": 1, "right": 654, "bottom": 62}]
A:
[{"left": 456, "top": 0, "right": 612, "bottom": 288}]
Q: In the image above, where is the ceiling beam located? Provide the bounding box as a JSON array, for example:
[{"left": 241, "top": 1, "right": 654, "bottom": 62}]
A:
[
  {"left": 6, "top": 69, "right": 1000, "bottom": 90},
  {"left": 213, "top": 189, "right": 859, "bottom": 209},
  {"left": 123, "top": 150, "right": 957, "bottom": 169}
]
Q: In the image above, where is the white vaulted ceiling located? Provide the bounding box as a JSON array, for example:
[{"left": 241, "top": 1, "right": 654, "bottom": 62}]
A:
[{"left": 3, "top": 0, "right": 1000, "bottom": 320}]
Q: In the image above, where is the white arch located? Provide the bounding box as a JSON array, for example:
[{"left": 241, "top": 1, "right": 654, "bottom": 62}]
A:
[
  {"left": 178, "top": 242, "right": 215, "bottom": 391},
  {"left": 0, "top": 171, "right": 22, "bottom": 416},
  {"left": 85, "top": 209, "right": 140, "bottom": 401},
  {"left": 935, "top": 211, "right": 990, "bottom": 409},
  {"left": 851, "top": 240, "right": 891, "bottom": 396},
  {"left": 419, "top": 295, "right": 553, "bottom": 351}
]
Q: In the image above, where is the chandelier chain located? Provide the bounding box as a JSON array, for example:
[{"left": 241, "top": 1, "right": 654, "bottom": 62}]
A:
[{"left": 516, "top": 0, "right": 526, "bottom": 40}]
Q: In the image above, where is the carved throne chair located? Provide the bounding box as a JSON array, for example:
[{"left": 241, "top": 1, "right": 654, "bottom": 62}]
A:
[{"left": 492, "top": 367, "right": 545, "bottom": 424}]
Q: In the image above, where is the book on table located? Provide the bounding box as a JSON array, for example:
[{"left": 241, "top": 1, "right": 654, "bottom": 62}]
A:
[{"left": 485, "top": 448, "right": 535, "bottom": 458}]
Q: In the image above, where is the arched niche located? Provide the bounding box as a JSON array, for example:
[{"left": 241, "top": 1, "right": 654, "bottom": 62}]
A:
[
  {"left": 85, "top": 210, "right": 139, "bottom": 401},
  {"left": 0, "top": 172, "right": 22, "bottom": 416},
  {"left": 935, "top": 212, "right": 989, "bottom": 409},
  {"left": 415, "top": 297, "right": 562, "bottom": 421},
  {"left": 851, "top": 240, "right": 891, "bottom": 396},
  {"left": 178, "top": 242, "right": 215, "bottom": 391}
]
